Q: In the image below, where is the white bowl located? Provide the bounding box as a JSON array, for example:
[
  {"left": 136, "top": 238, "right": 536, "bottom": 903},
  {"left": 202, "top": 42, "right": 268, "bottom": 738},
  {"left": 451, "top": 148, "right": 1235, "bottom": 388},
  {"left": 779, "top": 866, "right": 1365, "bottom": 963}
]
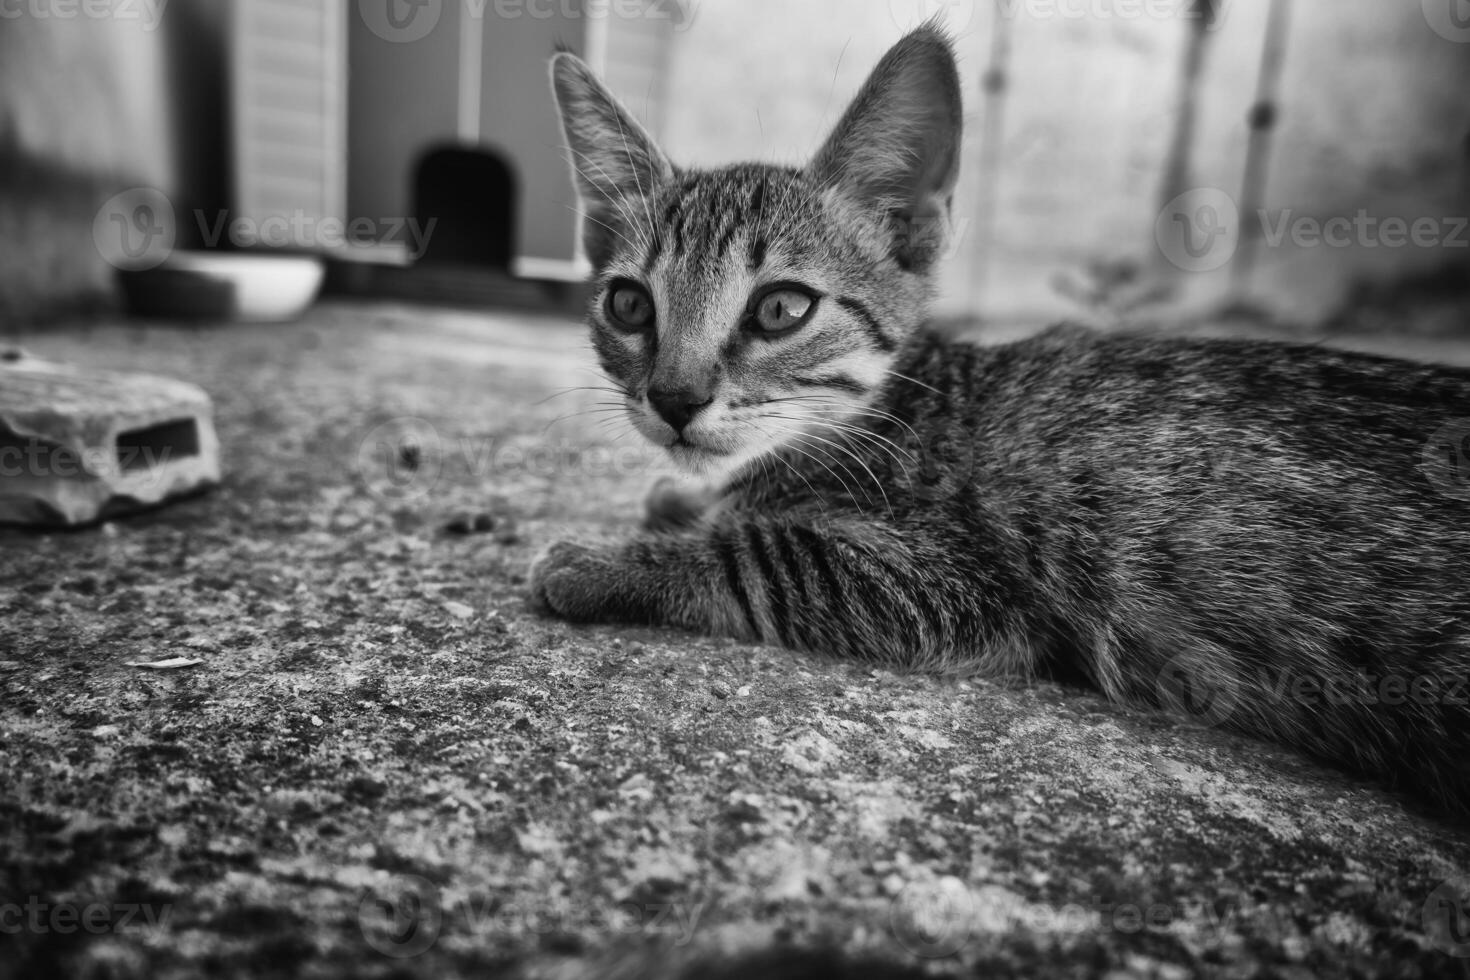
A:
[{"left": 118, "top": 251, "right": 325, "bottom": 322}]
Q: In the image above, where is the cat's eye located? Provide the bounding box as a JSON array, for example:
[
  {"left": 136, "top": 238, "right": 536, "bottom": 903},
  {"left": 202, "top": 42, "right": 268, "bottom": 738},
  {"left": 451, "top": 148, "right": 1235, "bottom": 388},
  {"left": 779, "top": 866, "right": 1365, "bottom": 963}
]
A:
[
  {"left": 606, "top": 282, "right": 655, "bottom": 330},
  {"left": 751, "top": 287, "right": 818, "bottom": 335}
]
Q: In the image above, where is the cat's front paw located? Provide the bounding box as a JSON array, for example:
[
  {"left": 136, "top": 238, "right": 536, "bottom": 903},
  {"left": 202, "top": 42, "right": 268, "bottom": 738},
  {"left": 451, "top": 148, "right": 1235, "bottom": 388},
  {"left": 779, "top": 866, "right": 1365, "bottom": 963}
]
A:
[{"left": 528, "top": 540, "right": 623, "bottom": 622}]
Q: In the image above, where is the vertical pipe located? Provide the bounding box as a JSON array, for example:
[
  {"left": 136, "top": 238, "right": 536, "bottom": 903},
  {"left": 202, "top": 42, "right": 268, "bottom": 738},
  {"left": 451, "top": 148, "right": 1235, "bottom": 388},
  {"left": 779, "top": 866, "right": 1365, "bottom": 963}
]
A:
[
  {"left": 968, "top": 0, "right": 1012, "bottom": 315},
  {"left": 457, "top": 0, "right": 485, "bottom": 144},
  {"left": 1154, "top": 0, "right": 1217, "bottom": 268},
  {"left": 1232, "top": 0, "right": 1294, "bottom": 295}
]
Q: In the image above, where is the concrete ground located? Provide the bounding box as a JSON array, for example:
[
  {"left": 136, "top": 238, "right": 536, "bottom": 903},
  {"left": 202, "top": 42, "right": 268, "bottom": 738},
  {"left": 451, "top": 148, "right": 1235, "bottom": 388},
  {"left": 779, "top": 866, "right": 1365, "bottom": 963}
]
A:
[{"left": 3, "top": 301, "right": 1470, "bottom": 979}]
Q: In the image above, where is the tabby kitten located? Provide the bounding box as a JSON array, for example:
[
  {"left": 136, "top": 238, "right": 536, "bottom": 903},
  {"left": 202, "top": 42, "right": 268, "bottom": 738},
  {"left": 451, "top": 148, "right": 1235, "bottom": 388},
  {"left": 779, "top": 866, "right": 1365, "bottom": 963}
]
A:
[{"left": 533, "top": 24, "right": 1470, "bottom": 815}]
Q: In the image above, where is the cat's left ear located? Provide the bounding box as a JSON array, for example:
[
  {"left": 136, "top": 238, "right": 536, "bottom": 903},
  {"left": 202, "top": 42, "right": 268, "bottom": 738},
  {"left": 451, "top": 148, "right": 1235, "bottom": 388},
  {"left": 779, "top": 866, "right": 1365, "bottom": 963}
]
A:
[
  {"left": 810, "top": 23, "right": 963, "bottom": 270},
  {"left": 550, "top": 52, "right": 674, "bottom": 269}
]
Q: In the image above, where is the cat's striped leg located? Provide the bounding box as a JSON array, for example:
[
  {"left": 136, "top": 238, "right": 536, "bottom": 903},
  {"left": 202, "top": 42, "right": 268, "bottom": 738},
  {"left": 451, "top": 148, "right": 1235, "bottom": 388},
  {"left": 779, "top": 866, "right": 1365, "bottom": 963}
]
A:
[{"left": 530, "top": 518, "right": 982, "bottom": 669}]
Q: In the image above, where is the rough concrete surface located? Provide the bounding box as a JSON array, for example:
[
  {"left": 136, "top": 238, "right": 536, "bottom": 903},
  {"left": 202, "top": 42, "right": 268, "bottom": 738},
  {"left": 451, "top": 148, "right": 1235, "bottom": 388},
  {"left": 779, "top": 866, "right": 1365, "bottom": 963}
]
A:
[{"left": 3, "top": 303, "right": 1470, "bottom": 979}]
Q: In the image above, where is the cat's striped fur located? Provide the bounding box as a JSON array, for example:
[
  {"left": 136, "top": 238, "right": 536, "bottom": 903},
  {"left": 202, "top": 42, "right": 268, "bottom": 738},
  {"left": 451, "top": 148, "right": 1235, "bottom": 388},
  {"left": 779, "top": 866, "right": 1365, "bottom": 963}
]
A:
[{"left": 534, "top": 24, "right": 1470, "bottom": 816}]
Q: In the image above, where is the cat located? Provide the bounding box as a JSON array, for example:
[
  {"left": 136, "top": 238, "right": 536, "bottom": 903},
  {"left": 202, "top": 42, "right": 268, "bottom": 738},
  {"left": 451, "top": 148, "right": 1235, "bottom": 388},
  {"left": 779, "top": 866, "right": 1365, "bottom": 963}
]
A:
[{"left": 532, "top": 22, "right": 1470, "bottom": 817}]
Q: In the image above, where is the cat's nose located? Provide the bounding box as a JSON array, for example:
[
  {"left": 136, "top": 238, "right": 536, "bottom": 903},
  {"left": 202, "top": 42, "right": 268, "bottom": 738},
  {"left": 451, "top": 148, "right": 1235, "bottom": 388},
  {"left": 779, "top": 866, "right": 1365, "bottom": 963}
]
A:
[{"left": 647, "top": 387, "right": 714, "bottom": 432}]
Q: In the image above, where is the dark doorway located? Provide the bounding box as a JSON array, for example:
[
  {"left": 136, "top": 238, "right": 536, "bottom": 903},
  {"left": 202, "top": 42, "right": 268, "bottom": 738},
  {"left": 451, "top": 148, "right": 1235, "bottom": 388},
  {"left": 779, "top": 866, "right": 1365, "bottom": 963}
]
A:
[{"left": 413, "top": 147, "right": 517, "bottom": 269}]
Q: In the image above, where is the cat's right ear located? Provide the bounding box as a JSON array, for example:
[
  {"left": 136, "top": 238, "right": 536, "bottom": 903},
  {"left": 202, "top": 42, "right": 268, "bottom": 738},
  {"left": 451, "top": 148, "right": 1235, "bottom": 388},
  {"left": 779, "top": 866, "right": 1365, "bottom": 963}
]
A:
[
  {"left": 810, "top": 23, "right": 963, "bottom": 271},
  {"left": 550, "top": 53, "right": 673, "bottom": 269}
]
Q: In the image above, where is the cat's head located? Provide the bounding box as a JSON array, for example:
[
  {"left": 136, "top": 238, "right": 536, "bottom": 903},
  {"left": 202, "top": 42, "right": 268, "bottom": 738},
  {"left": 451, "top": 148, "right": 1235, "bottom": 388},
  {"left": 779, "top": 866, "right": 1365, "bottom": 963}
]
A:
[{"left": 550, "top": 24, "right": 962, "bottom": 475}]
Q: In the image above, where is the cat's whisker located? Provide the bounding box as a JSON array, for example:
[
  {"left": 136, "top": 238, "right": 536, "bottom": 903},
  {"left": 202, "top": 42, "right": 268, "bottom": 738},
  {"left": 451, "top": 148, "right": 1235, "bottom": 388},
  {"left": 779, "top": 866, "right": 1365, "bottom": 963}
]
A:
[
  {"left": 564, "top": 153, "right": 655, "bottom": 248},
  {"left": 564, "top": 204, "right": 639, "bottom": 255},
  {"left": 745, "top": 418, "right": 827, "bottom": 507},
  {"left": 762, "top": 410, "right": 917, "bottom": 476},
  {"left": 792, "top": 415, "right": 917, "bottom": 469},
  {"left": 762, "top": 419, "right": 884, "bottom": 514},
  {"left": 751, "top": 440, "right": 822, "bottom": 510},
  {"left": 542, "top": 403, "right": 630, "bottom": 436},
  {"left": 760, "top": 393, "right": 925, "bottom": 446},
  {"left": 882, "top": 369, "right": 942, "bottom": 395},
  {"left": 756, "top": 427, "right": 846, "bottom": 514},
  {"left": 788, "top": 432, "right": 890, "bottom": 517},
  {"left": 770, "top": 451, "right": 828, "bottom": 514},
  {"left": 790, "top": 428, "right": 896, "bottom": 518},
  {"left": 534, "top": 386, "right": 631, "bottom": 408},
  {"left": 762, "top": 413, "right": 908, "bottom": 478},
  {"left": 608, "top": 112, "right": 660, "bottom": 248},
  {"left": 575, "top": 365, "right": 633, "bottom": 393}
]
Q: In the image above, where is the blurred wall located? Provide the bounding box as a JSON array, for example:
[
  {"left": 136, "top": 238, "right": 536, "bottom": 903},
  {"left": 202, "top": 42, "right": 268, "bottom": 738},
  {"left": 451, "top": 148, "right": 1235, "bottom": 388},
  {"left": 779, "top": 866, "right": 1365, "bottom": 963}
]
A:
[
  {"left": 0, "top": 0, "right": 228, "bottom": 322},
  {"left": 660, "top": 0, "right": 1470, "bottom": 328}
]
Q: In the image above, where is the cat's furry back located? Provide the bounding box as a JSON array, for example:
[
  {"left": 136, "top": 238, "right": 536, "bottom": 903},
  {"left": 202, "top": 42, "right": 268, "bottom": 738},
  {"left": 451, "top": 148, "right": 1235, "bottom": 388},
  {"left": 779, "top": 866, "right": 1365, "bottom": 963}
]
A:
[{"left": 536, "top": 23, "right": 1470, "bottom": 816}]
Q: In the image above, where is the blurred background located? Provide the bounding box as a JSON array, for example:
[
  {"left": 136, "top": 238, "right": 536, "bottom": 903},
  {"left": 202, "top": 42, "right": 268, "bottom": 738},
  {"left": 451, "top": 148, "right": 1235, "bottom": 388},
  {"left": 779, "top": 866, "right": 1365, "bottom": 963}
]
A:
[{"left": 2, "top": 0, "right": 1468, "bottom": 333}]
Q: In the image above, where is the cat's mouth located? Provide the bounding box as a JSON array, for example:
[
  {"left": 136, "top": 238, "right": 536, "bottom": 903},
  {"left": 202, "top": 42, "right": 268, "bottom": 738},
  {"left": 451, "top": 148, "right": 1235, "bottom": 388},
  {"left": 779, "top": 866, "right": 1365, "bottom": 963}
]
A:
[
  {"left": 660, "top": 433, "right": 748, "bottom": 476},
  {"left": 666, "top": 435, "right": 731, "bottom": 461},
  {"left": 670, "top": 434, "right": 723, "bottom": 452}
]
